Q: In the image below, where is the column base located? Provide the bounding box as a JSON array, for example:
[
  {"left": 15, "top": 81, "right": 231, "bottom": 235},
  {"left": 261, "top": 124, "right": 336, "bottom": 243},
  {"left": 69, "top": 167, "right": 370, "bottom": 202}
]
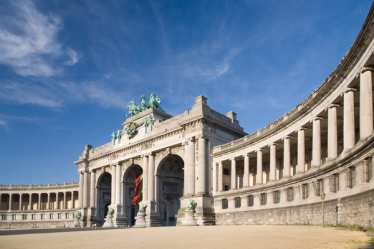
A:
[
  {"left": 145, "top": 201, "right": 160, "bottom": 227},
  {"left": 179, "top": 195, "right": 215, "bottom": 226}
]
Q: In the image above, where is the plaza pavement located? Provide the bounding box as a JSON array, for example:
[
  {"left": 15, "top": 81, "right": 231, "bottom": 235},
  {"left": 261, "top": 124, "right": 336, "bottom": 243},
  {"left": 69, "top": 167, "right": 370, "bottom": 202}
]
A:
[{"left": 0, "top": 225, "right": 371, "bottom": 249}]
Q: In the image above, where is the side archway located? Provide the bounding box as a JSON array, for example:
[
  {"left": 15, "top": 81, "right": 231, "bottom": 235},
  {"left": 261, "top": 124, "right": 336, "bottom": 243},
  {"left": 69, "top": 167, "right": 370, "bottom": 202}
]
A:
[
  {"left": 96, "top": 172, "right": 111, "bottom": 225},
  {"left": 156, "top": 154, "right": 184, "bottom": 226},
  {"left": 123, "top": 164, "right": 143, "bottom": 226}
]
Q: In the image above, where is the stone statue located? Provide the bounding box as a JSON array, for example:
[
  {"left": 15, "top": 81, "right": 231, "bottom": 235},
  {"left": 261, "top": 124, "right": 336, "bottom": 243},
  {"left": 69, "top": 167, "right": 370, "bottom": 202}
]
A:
[
  {"left": 144, "top": 114, "right": 155, "bottom": 133},
  {"left": 140, "top": 95, "right": 149, "bottom": 111},
  {"left": 187, "top": 199, "right": 197, "bottom": 212},
  {"left": 148, "top": 93, "right": 161, "bottom": 110},
  {"left": 128, "top": 101, "right": 139, "bottom": 117}
]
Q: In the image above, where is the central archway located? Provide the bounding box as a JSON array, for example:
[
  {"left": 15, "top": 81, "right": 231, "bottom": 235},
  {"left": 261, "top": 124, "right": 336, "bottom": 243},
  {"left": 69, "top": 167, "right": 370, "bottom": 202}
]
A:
[
  {"left": 156, "top": 154, "right": 184, "bottom": 226},
  {"left": 123, "top": 164, "right": 143, "bottom": 226},
  {"left": 96, "top": 172, "right": 111, "bottom": 226}
]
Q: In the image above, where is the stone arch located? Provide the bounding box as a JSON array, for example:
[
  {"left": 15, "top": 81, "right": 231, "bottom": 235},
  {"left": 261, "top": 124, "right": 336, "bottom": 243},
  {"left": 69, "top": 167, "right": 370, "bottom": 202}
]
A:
[
  {"left": 122, "top": 164, "right": 143, "bottom": 226},
  {"left": 96, "top": 172, "right": 112, "bottom": 225},
  {"left": 156, "top": 154, "right": 184, "bottom": 226}
]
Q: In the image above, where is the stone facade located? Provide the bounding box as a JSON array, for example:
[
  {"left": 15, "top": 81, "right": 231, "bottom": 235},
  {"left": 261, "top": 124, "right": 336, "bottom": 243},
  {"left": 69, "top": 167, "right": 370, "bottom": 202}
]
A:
[{"left": 2, "top": 2, "right": 374, "bottom": 230}]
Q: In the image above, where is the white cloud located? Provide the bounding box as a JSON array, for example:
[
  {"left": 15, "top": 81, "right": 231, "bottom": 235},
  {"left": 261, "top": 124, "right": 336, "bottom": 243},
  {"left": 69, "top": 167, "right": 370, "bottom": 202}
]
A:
[
  {"left": 65, "top": 48, "right": 80, "bottom": 66},
  {"left": 0, "top": 0, "right": 78, "bottom": 77},
  {"left": 0, "top": 82, "right": 63, "bottom": 107},
  {"left": 0, "top": 80, "right": 127, "bottom": 109}
]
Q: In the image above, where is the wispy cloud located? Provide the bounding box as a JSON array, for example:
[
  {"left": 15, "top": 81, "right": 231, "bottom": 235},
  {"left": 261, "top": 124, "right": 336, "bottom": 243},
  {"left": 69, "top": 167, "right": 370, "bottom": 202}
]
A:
[
  {"left": 0, "top": 0, "right": 79, "bottom": 77},
  {"left": 0, "top": 82, "right": 63, "bottom": 107},
  {"left": 0, "top": 80, "right": 127, "bottom": 109}
]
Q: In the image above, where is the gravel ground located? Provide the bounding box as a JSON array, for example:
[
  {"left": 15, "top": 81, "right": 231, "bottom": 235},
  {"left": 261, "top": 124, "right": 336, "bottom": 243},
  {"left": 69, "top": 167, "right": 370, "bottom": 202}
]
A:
[{"left": 0, "top": 225, "right": 371, "bottom": 249}]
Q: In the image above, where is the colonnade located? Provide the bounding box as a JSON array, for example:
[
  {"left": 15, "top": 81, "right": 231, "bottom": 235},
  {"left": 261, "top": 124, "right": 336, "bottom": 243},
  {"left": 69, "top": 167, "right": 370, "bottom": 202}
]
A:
[
  {"left": 214, "top": 67, "right": 374, "bottom": 193},
  {"left": 0, "top": 191, "right": 79, "bottom": 211}
]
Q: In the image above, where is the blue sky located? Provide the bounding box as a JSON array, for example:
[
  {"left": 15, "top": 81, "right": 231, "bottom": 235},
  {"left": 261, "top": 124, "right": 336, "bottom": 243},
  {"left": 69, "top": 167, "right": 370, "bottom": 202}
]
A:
[{"left": 0, "top": 0, "right": 371, "bottom": 184}]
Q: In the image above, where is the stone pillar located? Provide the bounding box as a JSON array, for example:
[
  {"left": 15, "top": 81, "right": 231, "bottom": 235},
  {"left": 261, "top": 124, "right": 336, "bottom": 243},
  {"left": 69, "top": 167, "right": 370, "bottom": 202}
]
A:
[
  {"left": 312, "top": 117, "right": 322, "bottom": 167},
  {"left": 283, "top": 136, "right": 291, "bottom": 177},
  {"left": 9, "top": 194, "right": 12, "bottom": 211},
  {"left": 231, "top": 158, "right": 236, "bottom": 189},
  {"left": 19, "top": 194, "right": 22, "bottom": 211},
  {"left": 243, "top": 154, "right": 249, "bottom": 187},
  {"left": 218, "top": 161, "right": 223, "bottom": 191},
  {"left": 142, "top": 156, "right": 149, "bottom": 202},
  {"left": 79, "top": 171, "right": 84, "bottom": 208},
  {"left": 197, "top": 136, "right": 207, "bottom": 194},
  {"left": 111, "top": 166, "right": 116, "bottom": 206},
  {"left": 148, "top": 153, "right": 155, "bottom": 202},
  {"left": 360, "top": 67, "right": 374, "bottom": 139},
  {"left": 184, "top": 137, "right": 195, "bottom": 196},
  {"left": 344, "top": 88, "right": 356, "bottom": 151},
  {"left": 38, "top": 193, "right": 41, "bottom": 210},
  {"left": 297, "top": 128, "right": 305, "bottom": 174},
  {"left": 47, "top": 193, "right": 50, "bottom": 210},
  {"left": 29, "top": 194, "right": 32, "bottom": 210},
  {"left": 63, "top": 192, "right": 66, "bottom": 209},
  {"left": 83, "top": 171, "right": 89, "bottom": 208},
  {"left": 256, "top": 149, "right": 263, "bottom": 185},
  {"left": 328, "top": 104, "right": 339, "bottom": 159},
  {"left": 115, "top": 164, "right": 121, "bottom": 206},
  {"left": 270, "top": 143, "right": 277, "bottom": 181},
  {"left": 90, "top": 170, "right": 96, "bottom": 208}
]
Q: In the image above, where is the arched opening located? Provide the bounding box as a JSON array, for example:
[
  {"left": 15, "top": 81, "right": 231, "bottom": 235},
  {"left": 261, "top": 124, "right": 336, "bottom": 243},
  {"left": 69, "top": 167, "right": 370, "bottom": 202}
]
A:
[
  {"left": 96, "top": 172, "right": 112, "bottom": 225},
  {"left": 156, "top": 154, "right": 184, "bottom": 226},
  {"left": 123, "top": 164, "right": 143, "bottom": 226}
]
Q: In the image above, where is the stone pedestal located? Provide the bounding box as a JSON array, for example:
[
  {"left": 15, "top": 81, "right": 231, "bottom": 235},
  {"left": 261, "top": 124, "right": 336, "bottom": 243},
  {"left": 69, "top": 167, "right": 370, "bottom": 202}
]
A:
[
  {"left": 145, "top": 201, "right": 160, "bottom": 227},
  {"left": 181, "top": 210, "right": 197, "bottom": 226},
  {"left": 103, "top": 216, "right": 114, "bottom": 228},
  {"left": 134, "top": 211, "right": 146, "bottom": 228}
]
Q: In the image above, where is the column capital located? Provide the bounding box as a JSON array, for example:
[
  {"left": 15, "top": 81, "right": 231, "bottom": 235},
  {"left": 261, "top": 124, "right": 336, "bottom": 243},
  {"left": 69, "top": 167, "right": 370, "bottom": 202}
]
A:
[
  {"left": 328, "top": 103, "right": 340, "bottom": 109},
  {"left": 361, "top": 66, "right": 374, "bottom": 73},
  {"left": 344, "top": 87, "right": 357, "bottom": 93},
  {"left": 313, "top": 116, "right": 323, "bottom": 121}
]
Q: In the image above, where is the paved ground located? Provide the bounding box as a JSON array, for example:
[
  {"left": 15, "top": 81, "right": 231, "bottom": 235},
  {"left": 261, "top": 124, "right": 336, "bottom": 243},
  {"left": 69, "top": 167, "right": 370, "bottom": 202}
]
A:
[{"left": 0, "top": 225, "right": 371, "bottom": 249}]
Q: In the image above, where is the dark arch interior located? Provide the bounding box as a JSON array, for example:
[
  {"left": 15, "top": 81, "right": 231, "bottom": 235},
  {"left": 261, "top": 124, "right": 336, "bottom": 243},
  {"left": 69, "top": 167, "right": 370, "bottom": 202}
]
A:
[
  {"left": 123, "top": 164, "right": 143, "bottom": 226},
  {"left": 157, "top": 154, "right": 184, "bottom": 226},
  {"left": 96, "top": 172, "right": 112, "bottom": 226}
]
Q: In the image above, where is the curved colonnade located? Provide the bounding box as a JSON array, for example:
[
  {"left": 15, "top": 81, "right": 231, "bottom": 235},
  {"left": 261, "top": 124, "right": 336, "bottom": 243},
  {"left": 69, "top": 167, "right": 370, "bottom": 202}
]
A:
[
  {"left": 0, "top": 183, "right": 79, "bottom": 229},
  {"left": 212, "top": 5, "right": 374, "bottom": 226}
]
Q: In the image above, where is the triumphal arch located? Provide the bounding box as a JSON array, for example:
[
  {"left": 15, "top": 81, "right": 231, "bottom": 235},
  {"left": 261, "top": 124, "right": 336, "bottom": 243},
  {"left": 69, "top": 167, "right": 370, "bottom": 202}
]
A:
[{"left": 75, "top": 95, "right": 245, "bottom": 227}]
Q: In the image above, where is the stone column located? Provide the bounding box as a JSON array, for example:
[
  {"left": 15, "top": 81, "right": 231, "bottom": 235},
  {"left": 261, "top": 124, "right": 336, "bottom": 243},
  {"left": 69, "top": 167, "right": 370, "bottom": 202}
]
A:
[
  {"left": 256, "top": 149, "right": 263, "bottom": 185},
  {"left": 29, "top": 194, "right": 32, "bottom": 210},
  {"left": 9, "top": 194, "right": 12, "bottom": 211},
  {"left": 344, "top": 88, "right": 356, "bottom": 151},
  {"left": 63, "top": 192, "right": 66, "bottom": 209},
  {"left": 297, "top": 128, "right": 305, "bottom": 174},
  {"left": 283, "top": 136, "right": 291, "bottom": 177},
  {"left": 197, "top": 136, "right": 208, "bottom": 194},
  {"left": 218, "top": 161, "right": 223, "bottom": 191},
  {"left": 83, "top": 171, "right": 89, "bottom": 208},
  {"left": 312, "top": 117, "right": 322, "bottom": 167},
  {"left": 142, "top": 156, "right": 149, "bottom": 202},
  {"left": 115, "top": 164, "right": 121, "bottom": 206},
  {"left": 231, "top": 158, "right": 236, "bottom": 189},
  {"left": 184, "top": 137, "right": 195, "bottom": 196},
  {"left": 328, "top": 104, "right": 339, "bottom": 159},
  {"left": 148, "top": 153, "right": 155, "bottom": 202},
  {"left": 243, "top": 154, "right": 249, "bottom": 187},
  {"left": 360, "top": 67, "right": 374, "bottom": 139},
  {"left": 270, "top": 143, "right": 277, "bottom": 181},
  {"left": 111, "top": 166, "right": 116, "bottom": 206},
  {"left": 79, "top": 171, "right": 84, "bottom": 208},
  {"left": 38, "top": 193, "right": 41, "bottom": 210},
  {"left": 47, "top": 193, "right": 50, "bottom": 210},
  {"left": 90, "top": 170, "right": 96, "bottom": 208},
  {"left": 19, "top": 193, "right": 22, "bottom": 211}
]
